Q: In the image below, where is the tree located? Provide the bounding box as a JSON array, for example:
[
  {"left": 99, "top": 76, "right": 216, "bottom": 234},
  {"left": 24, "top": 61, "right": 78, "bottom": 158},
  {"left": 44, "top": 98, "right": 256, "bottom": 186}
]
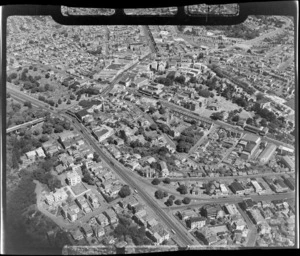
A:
[
  {"left": 175, "top": 75, "right": 185, "bottom": 84},
  {"left": 152, "top": 178, "right": 161, "bottom": 185},
  {"left": 165, "top": 198, "right": 173, "bottom": 206},
  {"left": 58, "top": 98, "right": 62, "bottom": 104},
  {"left": 62, "top": 122, "right": 71, "bottom": 130},
  {"left": 256, "top": 93, "right": 264, "bottom": 101},
  {"left": 177, "top": 185, "right": 188, "bottom": 194},
  {"left": 66, "top": 100, "right": 71, "bottom": 105},
  {"left": 169, "top": 195, "right": 175, "bottom": 200},
  {"left": 246, "top": 118, "right": 253, "bottom": 125},
  {"left": 182, "top": 197, "right": 191, "bottom": 204},
  {"left": 70, "top": 94, "right": 76, "bottom": 100},
  {"left": 232, "top": 115, "right": 240, "bottom": 122},
  {"left": 54, "top": 124, "right": 64, "bottom": 133},
  {"left": 198, "top": 89, "right": 211, "bottom": 98},
  {"left": 163, "top": 191, "right": 168, "bottom": 197},
  {"left": 175, "top": 199, "right": 182, "bottom": 205},
  {"left": 23, "top": 101, "right": 32, "bottom": 108},
  {"left": 119, "top": 185, "right": 131, "bottom": 198},
  {"left": 163, "top": 178, "right": 171, "bottom": 184},
  {"left": 159, "top": 108, "right": 166, "bottom": 115},
  {"left": 45, "top": 84, "right": 50, "bottom": 91},
  {"left": 154, "top": 190, "right": 164, "bottom": 199},
  {"left": 39, "top": 135, "right": 49, "bottom": 142},
  {"left": 260, "top": 118, "right": 267, "bottom": 127}
]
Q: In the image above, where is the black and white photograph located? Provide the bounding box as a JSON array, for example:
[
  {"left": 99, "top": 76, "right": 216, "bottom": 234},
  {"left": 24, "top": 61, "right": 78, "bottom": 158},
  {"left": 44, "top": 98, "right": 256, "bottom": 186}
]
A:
[{"left": 1, "top": 1, "right": 298, "bottom": 254}]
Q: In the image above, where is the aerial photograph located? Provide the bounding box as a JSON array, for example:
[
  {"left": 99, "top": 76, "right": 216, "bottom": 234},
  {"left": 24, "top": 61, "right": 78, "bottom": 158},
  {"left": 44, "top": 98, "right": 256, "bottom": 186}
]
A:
[{"left": 4, "top": 4, "right": 296, "bottom": 254}]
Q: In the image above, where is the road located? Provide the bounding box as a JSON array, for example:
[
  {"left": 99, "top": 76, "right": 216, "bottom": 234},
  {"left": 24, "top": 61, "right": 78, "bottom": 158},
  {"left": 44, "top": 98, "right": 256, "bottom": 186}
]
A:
[
  {"left": 236, "top": 204, "right": 257, "bottom": 247},
  {"left": 62, "top": 115, "right": 195, "bottom": 246},
  {"left": 8, "top": 88, "right": 195, "bottom": 246},
  {"left": 141, "top": 26, "right": 158, "bottom": 54},
  {"left": 162, "top": 191, "right": 295, "bottom": 211},
  {"left": 6, "top": 117, "right": 46, "bottom": 133}
]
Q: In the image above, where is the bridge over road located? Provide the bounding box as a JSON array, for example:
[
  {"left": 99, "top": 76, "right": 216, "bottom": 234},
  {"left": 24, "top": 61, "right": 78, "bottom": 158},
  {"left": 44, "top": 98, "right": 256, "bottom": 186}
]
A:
[{"left": 6, "top": 117, "right": 46, "bottom": 133}]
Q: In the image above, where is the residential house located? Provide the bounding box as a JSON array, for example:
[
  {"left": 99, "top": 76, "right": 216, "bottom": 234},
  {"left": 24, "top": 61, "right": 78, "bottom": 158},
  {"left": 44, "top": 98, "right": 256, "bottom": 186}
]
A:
[
  {"left": 70, "top": 229, "right": 84, "bottom": 241},
  {"left": 66, "top": 170, "right": 81, "bottom": 186},
  {"left": 105, "top": 208, "right": 118, "bottom": 224},
  {"left": 96, "top": 213, "right": 109, "bottom": 227},
  {"left": 82, "top": 225, "right": 93, "bottom": 238}
]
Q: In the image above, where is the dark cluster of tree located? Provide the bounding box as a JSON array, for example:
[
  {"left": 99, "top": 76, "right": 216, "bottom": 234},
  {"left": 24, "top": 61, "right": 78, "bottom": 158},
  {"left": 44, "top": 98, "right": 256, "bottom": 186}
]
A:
[
  {"left": 33, "top": 158, "right": 62, "bottom": 192},
  {"left": 197, "top": 88, "right": 213, "bottom": 98},
  {"left": 113, "top": 216, "right": 152, "bottom": 245},
  {"left": 154, "top": 190, "right": 168, "bottom": 199},
  {"left": 118, "top": 185, "right": 131, "bottom": 198},
  {"left": 8, "top": 134, "right": 42, "bottom": 169},
  {"left": 152, "top": 178, "right": 161, "bottom": 185},
  {"left": 6, "top": 101, "right": 48, "bottom": 128},
  {"left": 41, "top": 116, "right": 71, "bottom": 135},
  {"left": 206, "top": 23, "right": 260, "bottom": 40},
  {"left": 175, "top": 126, "right": 204, "bottom": 153},
  {"left": 76, "top": 87, "right": 99, "bottom": 97},
  {"left": 210, "top": 66, "right": 256, "bottom": 96},
  {"left": 81, "top": 166, "right": 95, "bottom": 185},
  {"left": 154, "top": 77, "right": 173, "bottom": 87},
  {"left": 6, "top": 72, "right": 18, "bottom": 83},
  {"left": 177, "top": 185, "right": 188, "bottom": 195},
  {"left": 78, "top": 99, "right": 101, "bottom": 108}
]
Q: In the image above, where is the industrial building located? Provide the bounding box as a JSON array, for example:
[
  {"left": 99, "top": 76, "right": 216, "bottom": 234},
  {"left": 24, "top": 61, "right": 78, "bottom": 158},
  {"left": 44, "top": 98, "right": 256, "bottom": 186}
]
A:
[{"left": 258, "top": 144, "right": 277, "bottom": 164}]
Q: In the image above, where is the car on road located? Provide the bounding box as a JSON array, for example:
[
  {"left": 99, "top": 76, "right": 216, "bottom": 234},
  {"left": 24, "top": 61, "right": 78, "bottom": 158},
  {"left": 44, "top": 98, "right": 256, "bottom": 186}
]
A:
[{"left": 171, "top": 229, "right": 176, "bottom": 234}]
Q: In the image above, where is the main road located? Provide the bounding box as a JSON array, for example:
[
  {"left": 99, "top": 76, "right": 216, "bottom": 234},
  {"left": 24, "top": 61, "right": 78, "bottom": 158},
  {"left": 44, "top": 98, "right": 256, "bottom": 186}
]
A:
[
  {"left": 7, "top": 88, "right": 195, "bottom": 246},
  {"left": 63, "top": 115, "right": 195, "bottom": 247}
]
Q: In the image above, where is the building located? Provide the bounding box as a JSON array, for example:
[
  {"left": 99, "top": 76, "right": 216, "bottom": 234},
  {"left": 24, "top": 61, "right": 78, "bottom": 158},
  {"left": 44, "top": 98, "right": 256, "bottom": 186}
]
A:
[
  {"left": 186, "top": 216, "right": 206, "bottom": 230},
  {"left": 159, "top": 161, "right": 169, "bottom": 177},
  {"left": 258, "top": 144, "right": 277, "bottom": 164},
  {"left": 93, "top": 225, "right": 105, "bottom": 238},
  {"left": 281, "top": 155, "right": 295, "bottom": 171},
  {"left": 105, "top": 208, "right": 118, "bottom": 224},
  {"left": 25, "top": 150, "right": 36, "bottom": 159},
  {"left": 96, "top": 213, "right": 110, "bottom": 227},
  {"left": 247, "top": 208, "right": 266, "bottom": 225},
  {"left": 82, "top": 225, "right": 93, "bottom": 238},
  {"left": 251, "top": 180, "right": 263, "bottom": 193},
  {"left": 66, "top": 170, "right": 81, "bottom": 186},
  {"left": 220, "top": 184, "right": 229, "bottom": 195},
  {"left": 229, "top": 182, "right": 245, "bottom": 195},
  {"left": 224, "top": 203, "right": 239, "bottom": 216},
  {"left": 70, "top": 229, "right": 83, "bottom": 241},
  {"left": 59, "top": 131, "right": 75, "bottom": 142},
  {"left": 92, "top": 125, "right": 114, "bottom": 142},
  {"left": 45, "top": 187, "right": 68, "bottom": 205},
  {"left": 178, "top": 209, "right": 198, "bottom": 220},
  {"left": 241, "top": 133, "right": 261, "bottom": 145},
  {"left": 278, "top": 145, "right": 294, "bottom": 155},
  {"left": 201, "top": 204, "right": 222, "bottom": 219}
]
